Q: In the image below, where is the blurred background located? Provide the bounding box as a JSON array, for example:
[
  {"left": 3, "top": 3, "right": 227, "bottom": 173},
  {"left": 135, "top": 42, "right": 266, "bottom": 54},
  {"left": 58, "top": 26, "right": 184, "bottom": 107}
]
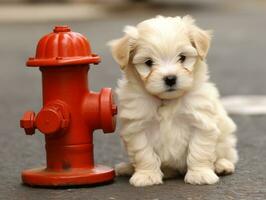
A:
[{"left": 0, "top": 0, "right": 266, "bottom": 200}]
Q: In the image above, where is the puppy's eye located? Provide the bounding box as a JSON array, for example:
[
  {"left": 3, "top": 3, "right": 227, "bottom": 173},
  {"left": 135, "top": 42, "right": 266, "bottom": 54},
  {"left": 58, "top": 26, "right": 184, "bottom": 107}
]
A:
[
  {"left": 145, "top": 59, "right": 153, "bottom": 67},
  {"left": 178, "top": 55, "right": 186, "bottom": 63}
]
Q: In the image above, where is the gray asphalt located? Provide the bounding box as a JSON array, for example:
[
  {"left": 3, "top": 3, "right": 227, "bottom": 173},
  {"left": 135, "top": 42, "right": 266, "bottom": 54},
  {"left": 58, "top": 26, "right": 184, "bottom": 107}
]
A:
[{"left": 0, "top": 1, "right": 266, "bottom": 199}]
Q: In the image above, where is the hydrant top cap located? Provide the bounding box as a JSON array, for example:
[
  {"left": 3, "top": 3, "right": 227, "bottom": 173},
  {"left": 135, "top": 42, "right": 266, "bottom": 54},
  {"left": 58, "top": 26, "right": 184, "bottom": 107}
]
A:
[{"left": 27, "top": 26, "right": 100, "bottom": 67}]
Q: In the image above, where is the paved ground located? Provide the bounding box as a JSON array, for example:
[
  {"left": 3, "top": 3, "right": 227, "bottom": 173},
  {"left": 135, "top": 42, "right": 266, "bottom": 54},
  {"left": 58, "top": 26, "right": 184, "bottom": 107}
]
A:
[{"left": 0, "top": 1, "right": 266, "bottom": 199}]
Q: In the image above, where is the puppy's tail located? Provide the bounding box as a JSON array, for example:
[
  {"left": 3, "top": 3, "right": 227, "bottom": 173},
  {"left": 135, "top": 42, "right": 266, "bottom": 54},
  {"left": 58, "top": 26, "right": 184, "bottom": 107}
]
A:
[{"left": 115, "top": 162, "right": 134, "bottom": 176}]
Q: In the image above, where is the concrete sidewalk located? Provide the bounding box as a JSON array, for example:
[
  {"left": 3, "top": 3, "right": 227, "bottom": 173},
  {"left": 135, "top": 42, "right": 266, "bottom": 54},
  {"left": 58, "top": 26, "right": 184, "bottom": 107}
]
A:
[{"left": 0, "top": 1, "right": 266, "bottom": 199}]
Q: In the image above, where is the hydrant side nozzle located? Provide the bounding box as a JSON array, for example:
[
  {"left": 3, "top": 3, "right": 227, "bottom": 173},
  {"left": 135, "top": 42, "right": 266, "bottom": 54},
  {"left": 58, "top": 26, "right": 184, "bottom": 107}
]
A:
[
  {"left": 20, "top": 111, "right": 36, "bottom": 135},
  {"left": 99, "top": 88, "right": 117, "bottom": 133}
]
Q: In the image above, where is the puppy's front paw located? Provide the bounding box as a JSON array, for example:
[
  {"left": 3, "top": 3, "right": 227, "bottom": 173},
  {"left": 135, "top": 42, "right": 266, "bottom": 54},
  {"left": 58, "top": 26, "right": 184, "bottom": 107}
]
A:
[
  {"left": 215, "top": 159, "right": 235, "bottom": 175},
  {"left": 185, "top": 168, "right": 219, "bottom": 185},
  {"left": 129, "top": 171, "right": 163, "bottom": 187}
]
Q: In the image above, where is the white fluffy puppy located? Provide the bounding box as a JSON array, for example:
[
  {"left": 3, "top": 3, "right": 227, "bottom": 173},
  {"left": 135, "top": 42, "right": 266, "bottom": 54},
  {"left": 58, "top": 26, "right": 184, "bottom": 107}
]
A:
[{"left": 109, "top": 15, "right": 238, "bottom": 186}]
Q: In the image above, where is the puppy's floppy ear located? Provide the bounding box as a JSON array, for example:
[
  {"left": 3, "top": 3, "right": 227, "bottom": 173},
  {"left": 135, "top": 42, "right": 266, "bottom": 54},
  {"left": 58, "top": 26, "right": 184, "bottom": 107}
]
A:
[
  {"left": 190, "top": 27, "right": 212, "bottom": 60},
  {"left": 108, "top": 26, "right": 138, "bottom": 70},
  {"left": 183, "top": 15, "right": 212, "bottom": 60},
  {"left": 108, "top": 36, "right": 130, "bottom": 70}
]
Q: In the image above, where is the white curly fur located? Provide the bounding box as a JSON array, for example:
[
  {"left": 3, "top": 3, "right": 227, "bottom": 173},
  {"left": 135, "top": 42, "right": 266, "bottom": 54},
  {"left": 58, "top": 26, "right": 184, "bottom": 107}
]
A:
[{"left": 109, "top": 16, "right": 238, "bottom": 187}]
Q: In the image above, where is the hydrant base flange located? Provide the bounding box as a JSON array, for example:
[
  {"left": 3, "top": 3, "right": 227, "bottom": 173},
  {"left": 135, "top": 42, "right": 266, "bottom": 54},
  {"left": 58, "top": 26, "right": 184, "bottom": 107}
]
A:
[{"left": 22, "top": 165, "right": 115, "bottom": 187}]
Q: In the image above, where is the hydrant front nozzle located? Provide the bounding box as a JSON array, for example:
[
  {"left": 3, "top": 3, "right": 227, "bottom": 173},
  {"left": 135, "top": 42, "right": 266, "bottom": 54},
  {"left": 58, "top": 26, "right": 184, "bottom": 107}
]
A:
[
  {"left": 35, "top": 102, "right": 70, "bottom": 135},
  {"left": 35, "top": 109, "right": 64, "bottom": 135},
  {"left": 20, "top": 111, "right": 36, "bottom": 135}
]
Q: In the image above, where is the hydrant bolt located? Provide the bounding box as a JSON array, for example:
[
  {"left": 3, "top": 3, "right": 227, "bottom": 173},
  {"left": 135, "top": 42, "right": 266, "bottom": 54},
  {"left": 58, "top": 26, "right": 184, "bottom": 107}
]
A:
[
  {"left": 53, "top": 26, "right": 71, "bottom": 33},
  {"left": 112, "top": 105, "right": 118, "bottom": 115}
]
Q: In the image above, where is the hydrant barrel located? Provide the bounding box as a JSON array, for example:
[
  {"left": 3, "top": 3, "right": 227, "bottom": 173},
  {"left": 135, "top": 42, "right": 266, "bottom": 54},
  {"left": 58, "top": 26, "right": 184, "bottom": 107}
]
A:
[
  {"left": 41, "top": 66, "right": 95, "bottom": 145},
  {"left": 20, "top": 26, "right": 117, "bottom": 187}
]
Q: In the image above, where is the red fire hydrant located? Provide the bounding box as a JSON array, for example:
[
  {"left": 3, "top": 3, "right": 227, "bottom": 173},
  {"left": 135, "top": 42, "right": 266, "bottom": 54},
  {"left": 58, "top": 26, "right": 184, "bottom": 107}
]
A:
[{"left": 20, "top": 26, "right": 117, "bottom": 187}]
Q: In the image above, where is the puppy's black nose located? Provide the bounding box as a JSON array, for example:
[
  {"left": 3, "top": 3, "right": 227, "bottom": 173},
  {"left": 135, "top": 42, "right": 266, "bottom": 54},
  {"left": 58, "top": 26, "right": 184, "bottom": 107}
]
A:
[{"left": 164, "top": 75, "right": 177, "bottom": 87}]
